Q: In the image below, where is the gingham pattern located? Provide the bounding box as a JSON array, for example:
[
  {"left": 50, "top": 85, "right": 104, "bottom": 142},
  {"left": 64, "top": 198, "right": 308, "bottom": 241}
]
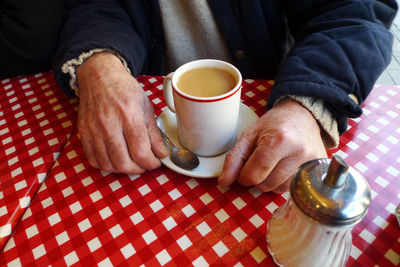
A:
[
  {"left": 0, "top": 75, "right": 399, "bottom": 266},
  {"left": 0, "top": 72, "right": 77, "bottom": 250},
  {"left": 330, "top": 84, "right": 400, "bottom": 266}
]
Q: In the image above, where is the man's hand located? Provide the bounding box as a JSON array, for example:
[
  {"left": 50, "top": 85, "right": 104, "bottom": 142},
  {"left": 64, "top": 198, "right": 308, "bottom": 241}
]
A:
[
  {"left": 218, "top": 98, "right": 327, "bottom": 193},
  {"left": 76, "top": 52, "right": 169, "bottom": 173}
]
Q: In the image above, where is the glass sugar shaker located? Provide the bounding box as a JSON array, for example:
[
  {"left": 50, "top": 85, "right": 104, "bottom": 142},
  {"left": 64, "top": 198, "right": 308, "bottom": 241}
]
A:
[{"left": 266, "top": 154, "right": 371, "bottom": 267}]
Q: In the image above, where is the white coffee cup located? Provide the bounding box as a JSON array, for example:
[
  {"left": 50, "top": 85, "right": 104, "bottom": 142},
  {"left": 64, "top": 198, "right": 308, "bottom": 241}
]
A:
[{"left": 163, "top": 59, "right": 242, "bottom": 156}]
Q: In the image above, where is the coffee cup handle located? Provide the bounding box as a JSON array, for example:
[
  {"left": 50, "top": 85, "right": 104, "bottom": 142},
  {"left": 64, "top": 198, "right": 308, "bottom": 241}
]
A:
[{"left": 163, "top": 72, "right": 176, "bottom": 113}]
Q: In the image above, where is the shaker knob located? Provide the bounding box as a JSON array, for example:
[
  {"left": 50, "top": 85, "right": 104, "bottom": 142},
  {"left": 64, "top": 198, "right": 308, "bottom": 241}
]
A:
[{"left": 324, "top": 154, "right": 349, "bottom": 188}]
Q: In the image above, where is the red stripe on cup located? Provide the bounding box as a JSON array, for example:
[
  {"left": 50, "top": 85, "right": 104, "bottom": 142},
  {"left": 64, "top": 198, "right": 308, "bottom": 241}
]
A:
[{"left": 172, "top": 84, "right": 242, "bottom": 103}]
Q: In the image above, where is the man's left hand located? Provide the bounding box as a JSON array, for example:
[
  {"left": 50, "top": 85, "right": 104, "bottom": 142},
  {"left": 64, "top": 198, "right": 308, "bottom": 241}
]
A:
[{"left": 218, "top": 98, "right": 328, "bottom": 193}]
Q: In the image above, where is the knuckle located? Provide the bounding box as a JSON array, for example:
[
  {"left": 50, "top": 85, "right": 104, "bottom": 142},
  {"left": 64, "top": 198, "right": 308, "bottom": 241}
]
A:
[
  {"left": 227, "top": 141, "right": 249, "bottom": 162},
  {"left": 274, "top": 128, "right": 293, "bottom": 146},
  {"left": 296, "top": 145, "right": 309, "bottom": 157},
  {"left": 97, "top": 161, "right": 113, "bottom": 172},
  {"left": 255, "top": 170, "right": 270, "bottom": 185},
  {"left": 133, "top": 152, "right": 160, "bottom": 170},
  {"left": 102, "top": 166, "right": 114, "bottom": 173},
  {"left": 113, "top": 161, "right": 143, "bottom": 174},
  {"left": 255, "top": 178, "right": 277, "bottom": 193},
  {"left": 256, "top": 184, "right": 273, "bottom": 193},
  {"left": 225, "top": 149, "right": 238, "bottom": 163},
  {"left": 131, "top": 150, "right": 148, "bottom": 164},
  {"left": 87, "top": 158, "right": 99, "bottom": 169},
  {"left": 239, "top": 169, "right": 266, "bottom": 186},
  {"left": 131, "top": 122, "right": 147, "bottom": 137}
]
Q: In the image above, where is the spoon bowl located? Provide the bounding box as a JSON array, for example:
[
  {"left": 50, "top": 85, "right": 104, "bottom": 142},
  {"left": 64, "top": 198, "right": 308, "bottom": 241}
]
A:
[{"left": 158, "top": 126, "right": 200, "bottom": 170}]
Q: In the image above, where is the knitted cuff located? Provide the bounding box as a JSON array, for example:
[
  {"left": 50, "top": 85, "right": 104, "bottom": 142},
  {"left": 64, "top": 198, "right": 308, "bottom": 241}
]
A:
[{"left": 61, "top": 48, "right": 131, "bottom": 97}]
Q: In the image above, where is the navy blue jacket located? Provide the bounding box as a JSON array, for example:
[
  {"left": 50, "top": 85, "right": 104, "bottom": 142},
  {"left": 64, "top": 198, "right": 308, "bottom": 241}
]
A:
[{"left": 52, "top": 0, "right": 397, "bottom": 134}]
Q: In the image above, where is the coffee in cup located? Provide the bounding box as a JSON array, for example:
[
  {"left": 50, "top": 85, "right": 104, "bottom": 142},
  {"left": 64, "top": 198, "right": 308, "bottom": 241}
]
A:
[
  {"left": 177, "top": 67, "right": 237, "bottom": 97},
  {"left": 163, "top": 59, "right": 242, "bottom": 157}
]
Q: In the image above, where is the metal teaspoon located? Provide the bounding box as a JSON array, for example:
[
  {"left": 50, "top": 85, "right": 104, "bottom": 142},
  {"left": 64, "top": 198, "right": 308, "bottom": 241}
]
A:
[{"left": 158, "top": 126, "right": 200, "bottom": 170}]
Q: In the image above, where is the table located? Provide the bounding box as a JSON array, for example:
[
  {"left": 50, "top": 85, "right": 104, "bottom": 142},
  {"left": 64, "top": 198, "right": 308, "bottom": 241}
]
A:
[
  {"left": 0, "top": 72, "right": 399, "bottom": 266},
  {"left": 0, "top": 72, "right": 77, "bottom": 249}
]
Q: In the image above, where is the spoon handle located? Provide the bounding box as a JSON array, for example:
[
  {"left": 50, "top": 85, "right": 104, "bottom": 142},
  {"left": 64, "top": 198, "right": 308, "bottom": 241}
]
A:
[{"left": 157, "top": 125, "right": 174, "bottom": 150}]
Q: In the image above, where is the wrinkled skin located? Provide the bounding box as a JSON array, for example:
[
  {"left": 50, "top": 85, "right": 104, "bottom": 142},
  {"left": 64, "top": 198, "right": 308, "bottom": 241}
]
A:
[
  {"left": 76, "top": 52, "right": 169, "bottom": 174},
  {"left": 76, "top": 52, "right": 327, "bottom": 193},
  {"left": 218, "top": 98, "right": 327, "bottom": 193}
]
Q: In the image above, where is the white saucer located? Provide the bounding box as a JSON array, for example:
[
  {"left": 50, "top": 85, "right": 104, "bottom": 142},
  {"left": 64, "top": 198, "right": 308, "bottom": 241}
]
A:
[{"left": 156, "top": 103, "right": 259, "bottom": 178}]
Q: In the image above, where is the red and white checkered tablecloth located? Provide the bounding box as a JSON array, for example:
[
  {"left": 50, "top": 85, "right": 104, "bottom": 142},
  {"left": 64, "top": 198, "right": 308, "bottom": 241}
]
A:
[
  {"left": 330, "top": 84, "right": 400, "bottom": 266},
  {"left": 0, "top": 74, "right": 399, "bottom": 266},
  {"left": 0, "top": 72, "right": 77, "bottom": 250}
]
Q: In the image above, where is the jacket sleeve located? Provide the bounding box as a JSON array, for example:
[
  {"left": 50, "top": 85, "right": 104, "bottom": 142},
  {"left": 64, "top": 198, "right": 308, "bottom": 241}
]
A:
[
  {"left": 269, "top": 0, "right": 398, "bottom": 134},
  {"left": 51, "top": 0, "right": 150, "bottom": 97}
]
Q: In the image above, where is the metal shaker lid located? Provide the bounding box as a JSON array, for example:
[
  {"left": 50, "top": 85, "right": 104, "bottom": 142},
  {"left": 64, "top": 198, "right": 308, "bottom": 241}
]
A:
[{"left": 291, "top": 154, "right": 371, "bottom": 227}]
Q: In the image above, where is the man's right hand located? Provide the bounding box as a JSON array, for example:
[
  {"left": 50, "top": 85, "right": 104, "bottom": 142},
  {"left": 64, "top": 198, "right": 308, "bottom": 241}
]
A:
[{"left": 76, "top": 52, "right": 169, "bottom": 174}]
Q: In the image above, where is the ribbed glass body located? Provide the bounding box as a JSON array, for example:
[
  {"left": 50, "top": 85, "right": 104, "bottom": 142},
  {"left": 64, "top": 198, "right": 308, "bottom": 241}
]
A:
[{"left": 266, "top": 199, "right": 353, "bottom": 267}]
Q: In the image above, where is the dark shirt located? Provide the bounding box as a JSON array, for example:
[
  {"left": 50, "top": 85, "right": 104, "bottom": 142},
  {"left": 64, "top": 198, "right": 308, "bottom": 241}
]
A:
[
  {"left": 0, "top": 0, "right": 65, "bottom": 78},
  {"left": 52, "top": 0, "right": 398, "bottom": 134}
]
